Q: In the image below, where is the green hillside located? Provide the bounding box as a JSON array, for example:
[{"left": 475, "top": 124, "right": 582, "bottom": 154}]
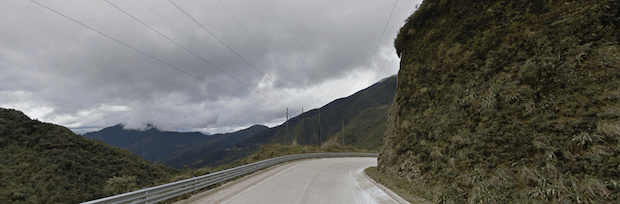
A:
[
  {"left": 0, "top": 108, "right": 178, "bottom": 203},
  {"left": 324, "top": 104, "right": 390, "bottom": 151},
  {"left": 379, "top": 0, "right": 620, "bottom": 203},
  {"left": 241, "top": 75, "right": 396, "bottom": 149}
]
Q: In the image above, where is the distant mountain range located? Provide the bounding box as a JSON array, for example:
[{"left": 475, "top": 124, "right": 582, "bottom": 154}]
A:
[
  {"left": 82, "top": 75, "right": 397, "bottom": 170},
  {"left": 192, "top": 75, "right": 397, "bottom": 168},
  {"left": 82, "top": 124, "right": 267, "bottom": 168},
  {"left": 158, "top": 125, "right": 267, "bottom": 169}
]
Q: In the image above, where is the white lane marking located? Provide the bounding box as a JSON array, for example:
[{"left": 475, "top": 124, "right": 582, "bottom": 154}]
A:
[
  {"left": 350, "top": 169, "right": 378, "bottom": 204},
  {"left": 361, "top": 167, "right": 406, "bottom": 204},
  {"left": 220, "top": 162, "right": 305, "bottom": 204},
  {"left": 350, "top": 168, "right": 400, "bottom": 204}
]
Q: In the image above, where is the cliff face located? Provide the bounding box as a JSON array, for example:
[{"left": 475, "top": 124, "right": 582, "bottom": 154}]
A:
[{"left": 379, "top": 0, "right": 620, "bottom": 202}]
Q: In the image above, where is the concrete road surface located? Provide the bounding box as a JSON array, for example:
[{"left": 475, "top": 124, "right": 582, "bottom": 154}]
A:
[{"left": 185, "top": 157, "right": 406, "bottom": 204}]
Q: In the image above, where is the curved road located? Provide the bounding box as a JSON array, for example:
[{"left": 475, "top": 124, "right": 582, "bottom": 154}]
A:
[{"left": 185, "top": 157, "right": 405, "bottom": 204}]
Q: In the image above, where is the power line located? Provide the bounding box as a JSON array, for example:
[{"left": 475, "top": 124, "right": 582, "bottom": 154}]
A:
[
  {"left": 105, "top": 0, "right": 286, "bottom": 109},
  {"left": 169, "top": 0, "right": 307, "bottom": 109},
  {"left": 307, "top": 0, "right": 400, "bottom": 109},
  {"left": 365, "top": 0, "right": 399, "bottom": 73},
  {"left": 29, "top": 0, "right": 277, "bottom": 114},
  {"left": 304, "top": 1, "right": 397, "bottom": 119},
  {"left": 216, "top": 0, "right": 294, "bottom": 82},
  {"left": 372, "top": 48, "right": 396, "bottom": 83},
  {"left": 137, "top": 0, "right": 252, "bottom": 84}
]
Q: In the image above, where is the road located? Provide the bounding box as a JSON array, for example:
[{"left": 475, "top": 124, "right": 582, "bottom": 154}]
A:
[{"left": 184, "top": 157, "right": 406, "bottom": 204}]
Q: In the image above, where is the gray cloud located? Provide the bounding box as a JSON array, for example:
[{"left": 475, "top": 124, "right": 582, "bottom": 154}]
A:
[{"left": 0, "top": 0, "right": 421, "bottom": 134}]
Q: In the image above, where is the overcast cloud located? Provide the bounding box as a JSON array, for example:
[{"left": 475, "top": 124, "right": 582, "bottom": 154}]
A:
[{"left": 0, "top": 0, "right": 421, "bottom": 134}]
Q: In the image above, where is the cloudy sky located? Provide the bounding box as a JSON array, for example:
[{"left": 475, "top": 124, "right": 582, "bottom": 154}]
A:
[{"left": 0, "top": 0, "right": 421, "bottom": 134}]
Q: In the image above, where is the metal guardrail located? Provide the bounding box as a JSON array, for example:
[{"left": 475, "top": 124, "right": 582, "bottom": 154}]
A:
[{"left": 82, "top": 152, "right": 378, "bottom": 204}]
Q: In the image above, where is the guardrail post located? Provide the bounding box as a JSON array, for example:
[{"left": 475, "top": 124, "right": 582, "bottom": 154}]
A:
[
  {"left": 143, "top": 191, "right": 148, "bottom": 204},
  {"left": 192, "top": 179, "right": 197, "bottom": 195}
]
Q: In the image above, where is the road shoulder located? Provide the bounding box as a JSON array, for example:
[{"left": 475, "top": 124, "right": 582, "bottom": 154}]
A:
[{"left": 363, "top": 167, "right": 432, "bottom": 204}]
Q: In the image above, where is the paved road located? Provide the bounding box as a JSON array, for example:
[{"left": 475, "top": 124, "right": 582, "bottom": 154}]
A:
[{"left": 186, "top": 157, "right": 404, "bottom": 204}]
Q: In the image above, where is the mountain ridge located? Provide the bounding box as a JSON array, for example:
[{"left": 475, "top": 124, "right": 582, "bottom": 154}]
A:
[
  {"left": 241, "top": 75, "right": 396, "bottom": 147},
  {"left": 83, "top": 123, "right": 268, "bottom": 168},
  {"left": 158, "top": 124, "right": 268, "bottom": 169}
]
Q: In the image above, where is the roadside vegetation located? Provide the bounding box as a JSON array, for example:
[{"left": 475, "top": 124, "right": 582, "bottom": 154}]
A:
[
  {"left": 0, "top": 108, "right": 179, "bottom": 203},
  {"left": 380, "top": 0, "right": 620, "bottom": 203}
]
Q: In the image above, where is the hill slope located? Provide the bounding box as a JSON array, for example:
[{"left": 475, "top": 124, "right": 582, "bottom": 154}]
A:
[
  {"left": 0, "top": 108, "right": 178, "bottom": 203},
  {"left": 158, "top": 125, "right": 268, "bottom": 169},
  {"left": 379, "top": 0, "right": 620, "bottom": 203},
  {"left": 241, "top": 75, "right": 396, "bottom": 148},
  {"left": 83, "top": 124, "right": 267, "bottom": 166},
  {"left": 83, "top": 124, "right": 214, "bottom": 163}
]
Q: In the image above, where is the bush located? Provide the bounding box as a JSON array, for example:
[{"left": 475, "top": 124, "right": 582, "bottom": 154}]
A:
[{"left": 103, "top": 175, "right": 138, "bottom": 195}]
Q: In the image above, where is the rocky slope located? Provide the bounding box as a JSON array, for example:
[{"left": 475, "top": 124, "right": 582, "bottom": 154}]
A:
[{"left": 379, "top": 0, "right": 620, "bottom": 203}]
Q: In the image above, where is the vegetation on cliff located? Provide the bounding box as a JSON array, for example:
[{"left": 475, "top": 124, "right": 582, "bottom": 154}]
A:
[
  {"left": 380, "top": 0, "right": 620, "bottom": 203},
  {"left": 0, "top": 108, "right": 178, "bottom": 203}
]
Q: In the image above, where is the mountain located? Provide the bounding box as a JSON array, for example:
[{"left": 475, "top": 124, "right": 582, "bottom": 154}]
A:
[
  {"left": 83, "top": 124, "right": 215, "bottom": 163},
  {"left": 241, "top": 75, "right": 396, "bottom": 148},
  {"left": 158, "top": 125, "right": 268, "bottom": 169},
  {"left": 379, "top": 0, "right": 620, "bottom": 203},
  {"left": 0, "top": 108, "right": 178, "bottom": 203},
  {"left": 83, "top": 124, "right": 267, "bottom": 167},
  {"left": 191, "top": 75, "right": 397, "bottom": 168}
]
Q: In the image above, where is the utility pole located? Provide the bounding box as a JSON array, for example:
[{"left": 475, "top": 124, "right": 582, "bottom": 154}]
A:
[
  {"left": 286, "top": 107, "right": 288, "bottom": 145},
  {"left": 318, "top": 108, "right": 321, "bottom": 148},
  {"left": 301, "top": 108, "right": 304, "bottom": 146}
]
